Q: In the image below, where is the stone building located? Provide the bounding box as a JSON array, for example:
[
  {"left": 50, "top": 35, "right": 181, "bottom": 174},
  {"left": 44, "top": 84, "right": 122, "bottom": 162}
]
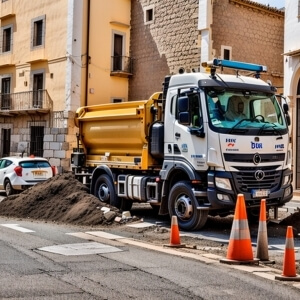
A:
[{"left": 129, "top": 0, "right": 284, "bottom": 100}]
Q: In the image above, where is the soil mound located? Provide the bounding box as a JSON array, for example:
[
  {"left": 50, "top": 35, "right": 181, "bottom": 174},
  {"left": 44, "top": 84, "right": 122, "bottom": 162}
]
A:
[{"left": 0, "top": 173, "right": 126, "bottom": 226}]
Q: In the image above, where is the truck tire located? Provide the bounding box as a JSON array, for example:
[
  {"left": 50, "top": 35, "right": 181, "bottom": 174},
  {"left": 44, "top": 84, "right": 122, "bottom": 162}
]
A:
[
  {"left": 168, "top": 181, "right": 208, "bottom": 231},
  {"left": 94, "top": 174, "right": 120, "bottom": 208}
]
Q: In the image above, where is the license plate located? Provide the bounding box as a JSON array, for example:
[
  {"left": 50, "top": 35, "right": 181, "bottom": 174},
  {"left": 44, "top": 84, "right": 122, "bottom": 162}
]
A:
[
  {"left": 32, "top": 170, "right": 47, "bottom": 178},
  {"left": 251, "top": 189, "right": 269, "bottom": 198}
]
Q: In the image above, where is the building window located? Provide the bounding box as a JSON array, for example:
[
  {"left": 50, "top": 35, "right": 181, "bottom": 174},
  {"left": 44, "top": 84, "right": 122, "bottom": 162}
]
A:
[
  {"left": 144, "top": 5, "right": 155, "bottom": 24},
  {"left": 112, "top": 98, "right": 123, "bottom": 103},
  {"left": 32, "top": 71, "right": 44, "bottom": 108},
  {"left": 31, "top": 15, "right": 46, "bottom": 48},
  {"left": 221, "top": 45, "right": 232, "bottom": 60},
  {"left": 1, "top": 25, "right": 12, "bottom": 53},
  {"left": 111, "top": 31, "right": 125, "bottom": 71},
  {"left": 1, "top": 76, "right": 11, "bottom": 110}
]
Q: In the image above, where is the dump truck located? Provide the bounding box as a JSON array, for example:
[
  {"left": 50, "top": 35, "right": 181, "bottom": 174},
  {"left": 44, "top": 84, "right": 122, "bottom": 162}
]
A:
[{"left": 72, "top": 59, "right": 293, "bottom": 230}]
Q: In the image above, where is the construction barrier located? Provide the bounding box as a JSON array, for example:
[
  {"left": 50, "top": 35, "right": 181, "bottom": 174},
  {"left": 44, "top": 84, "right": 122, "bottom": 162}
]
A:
[
  {"left": 220, "top": 194, "right": 259, "bottom": 265},
  {"left": 256, "top": 199, "right": 274, "bottom": 264},
  {"left": 164, "top": 215, "right": 185, "bottom": 248},
  {"left": 275, "top": 226, "right": 300, "bottom": 281}
]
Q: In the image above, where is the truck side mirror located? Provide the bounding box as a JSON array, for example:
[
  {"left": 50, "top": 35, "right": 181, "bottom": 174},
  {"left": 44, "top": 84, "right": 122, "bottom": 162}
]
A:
[
  {"left": 282, "top": 104, "right": 290, "bottom": 126},
  {"left": 286, "top": 114, "right": 291, "bottom": 126},
  {"left": 179, "top": 112, "right": 190, "bottom": 125},
  {"left": 178, "top": 96, "right": 190, "bottom": 125},
  {"left": 178, "top": 96, "right": 189, "bottom": 112}
]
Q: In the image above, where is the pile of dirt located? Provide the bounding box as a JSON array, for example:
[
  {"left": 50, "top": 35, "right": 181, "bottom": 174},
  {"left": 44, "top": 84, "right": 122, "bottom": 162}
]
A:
[
  {"left": 0, "top": 172, "right": 299, "bottom": 237},
  {"left": 0, "top": 173, "right": 135, "bottom": 226}
]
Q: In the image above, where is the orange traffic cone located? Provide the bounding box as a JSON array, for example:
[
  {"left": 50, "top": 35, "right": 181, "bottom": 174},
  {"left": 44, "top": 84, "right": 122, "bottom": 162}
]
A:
[
  {"left": 164, "top": 215, "right": 185, "bottom": 248},
  {"left": 220, "top": 194, "right": 259, "bottom": 265},
  {"left": 256, "top": 199, "right": 274, "bottom": 264},
  {"left": 275, "top": 226, "right": 300, "bottom": 281}
]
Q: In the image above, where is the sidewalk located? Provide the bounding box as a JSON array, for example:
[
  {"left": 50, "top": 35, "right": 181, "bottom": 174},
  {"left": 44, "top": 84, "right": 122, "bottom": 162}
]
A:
[{"left": 292, "top": 190, "right": 300, "bottom": 202}]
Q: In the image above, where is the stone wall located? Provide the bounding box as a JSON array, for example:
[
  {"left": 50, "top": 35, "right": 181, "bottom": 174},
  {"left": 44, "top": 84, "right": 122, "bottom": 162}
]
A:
[
  {"left": 0, "top": 111, "right": 77, "bottom": 173},
  {"left": 129, "top": 0, "right": 284, "bottom": 99},
  {"left": 129, "top": 0, "right": 200, "bottom": 100},
  {"left": 212, "top": 0, "right": 284, "bottom": 90}
]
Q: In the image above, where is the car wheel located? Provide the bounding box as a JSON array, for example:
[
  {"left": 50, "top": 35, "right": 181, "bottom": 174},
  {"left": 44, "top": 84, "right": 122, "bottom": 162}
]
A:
[{"left": 4, "top": 179, "right": 15, "bottom": 196}]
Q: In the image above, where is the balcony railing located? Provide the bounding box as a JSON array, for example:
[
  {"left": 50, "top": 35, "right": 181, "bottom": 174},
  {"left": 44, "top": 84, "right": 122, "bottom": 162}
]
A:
[
  {"left": 0, "top": 89, "right": 53, "bottom": 115},
  {"left": 110, "top": 56, "right": 133, "bottom": 77}
]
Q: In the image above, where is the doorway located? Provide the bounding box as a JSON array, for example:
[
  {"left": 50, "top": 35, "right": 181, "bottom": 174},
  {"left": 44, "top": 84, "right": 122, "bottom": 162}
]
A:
[
  {"left": 33, "top": 73, "right": 43, "bottom": 108},
  {"left": 1, "top": 128, "right": 11, "bottom": 157},
  {"left": 296, "top": 80, "right": 300, "bottom": 188},
  {"left": 113, "top": 33, "right": 123, "bottom": 71},
  {"left": 1, "top": 77, "right": 11, "bottom": 109},
  {"left": 30, "top": 126, "right": 44, "bottom": 157}
]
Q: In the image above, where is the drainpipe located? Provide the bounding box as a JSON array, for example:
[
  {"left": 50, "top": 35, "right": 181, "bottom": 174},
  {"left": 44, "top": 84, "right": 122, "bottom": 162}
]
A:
[{"left": 85, "top": 0, "right": 91, "bottom": 106}]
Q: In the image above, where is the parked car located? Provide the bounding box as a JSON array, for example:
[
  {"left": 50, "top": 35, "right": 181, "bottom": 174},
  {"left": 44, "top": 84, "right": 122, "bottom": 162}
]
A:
[{"left": 0, "top": 156, "right": 56, "bottom": 196}]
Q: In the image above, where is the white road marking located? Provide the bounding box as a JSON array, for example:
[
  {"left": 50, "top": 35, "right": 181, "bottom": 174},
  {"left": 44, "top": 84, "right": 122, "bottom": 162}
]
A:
[
  {"left": 126, "top": 222, "right": 156, "bottom": 228},
  {"left": 1, "top": 224, "right": 35, "bottom": 233},
  {"left": 38, "top": 242, "right": 123, "bottom": 256},
  {"left": 84, "top": 231, "right": 126, "bottom": 239}
]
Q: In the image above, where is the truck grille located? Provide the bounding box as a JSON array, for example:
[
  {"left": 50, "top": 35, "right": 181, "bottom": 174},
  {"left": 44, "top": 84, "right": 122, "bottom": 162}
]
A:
[
  {"left": 224, "top": 153, "right": 285, "bottom": 163},
  {"left": 232, "top": 166, "right": 281, "bottom": 193}
]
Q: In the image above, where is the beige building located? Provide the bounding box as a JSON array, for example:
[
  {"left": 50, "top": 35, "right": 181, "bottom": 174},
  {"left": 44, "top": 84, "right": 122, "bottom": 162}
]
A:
[
  {"left": 0, "top": 0, "right": 131, "bottom": 171},
  {"left": 87, "top": 0, "right": 131, "bottom": 106}
]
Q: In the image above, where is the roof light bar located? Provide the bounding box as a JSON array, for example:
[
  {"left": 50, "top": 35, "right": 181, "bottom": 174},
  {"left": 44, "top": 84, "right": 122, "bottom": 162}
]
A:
[{"left": 212, "top": 59, "right": 267, "bottom": 73}]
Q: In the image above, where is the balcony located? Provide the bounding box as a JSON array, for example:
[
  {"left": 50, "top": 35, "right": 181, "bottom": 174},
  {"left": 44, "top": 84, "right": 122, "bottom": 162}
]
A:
[
  {"left": 0, "top": 0, "right": 16, "bottom": 20},
  {"left": 0, "top": 90, "right": 53, "bottom": 116},
  {"left": 110, "top": 56, "right": 133, "bottom": 78}
]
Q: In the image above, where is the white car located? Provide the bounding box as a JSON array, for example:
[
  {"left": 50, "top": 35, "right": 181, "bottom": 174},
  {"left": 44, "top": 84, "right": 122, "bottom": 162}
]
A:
[{"left": 0, "top": 156, "right": 55, "bottom": 196}]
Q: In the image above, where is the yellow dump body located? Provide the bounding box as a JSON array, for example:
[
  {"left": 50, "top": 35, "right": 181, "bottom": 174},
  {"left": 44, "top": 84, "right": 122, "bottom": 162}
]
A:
[{"left": 74, "top": 92, "right": 163, "bottom": 169}]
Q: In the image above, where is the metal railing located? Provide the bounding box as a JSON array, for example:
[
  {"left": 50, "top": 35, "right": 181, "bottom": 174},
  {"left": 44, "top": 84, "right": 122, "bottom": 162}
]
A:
[
  {"left": 0, "top": 89, "right": 53, "bottom": 112},
  {"left": 111, "top": 56, "right": 132, "bottom": 74}
]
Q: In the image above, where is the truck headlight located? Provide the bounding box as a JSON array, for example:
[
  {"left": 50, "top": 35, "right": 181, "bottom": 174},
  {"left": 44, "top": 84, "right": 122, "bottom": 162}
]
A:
[
  {"left": 283, "top": 174, "right": 291, "bottom": 186},
  {"left": 215, "top": 177, "right": 232, "bottom": 190}
]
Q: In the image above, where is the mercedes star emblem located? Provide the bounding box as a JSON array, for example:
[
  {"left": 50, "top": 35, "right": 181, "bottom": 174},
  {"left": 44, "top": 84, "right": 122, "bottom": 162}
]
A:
[
  {"left": 253, "top": 153, "right": 261, "bottom": 165},
  {"left": 254, "top": 170, "right": 265, "bottom": 181}
]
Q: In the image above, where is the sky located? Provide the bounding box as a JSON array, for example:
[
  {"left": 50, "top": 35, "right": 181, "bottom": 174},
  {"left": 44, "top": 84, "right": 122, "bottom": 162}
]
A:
[{"left": 253, "top": 0, "right": 285, "bottom": 9}]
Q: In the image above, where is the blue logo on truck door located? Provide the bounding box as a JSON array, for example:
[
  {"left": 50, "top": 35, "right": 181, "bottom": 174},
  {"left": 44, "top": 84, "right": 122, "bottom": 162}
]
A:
[
  {"left": 275, "top": 144, "right": 284, "bottom": 150},
  {"left": 251, "top": 142, "right": 263, "bottom": 149}
]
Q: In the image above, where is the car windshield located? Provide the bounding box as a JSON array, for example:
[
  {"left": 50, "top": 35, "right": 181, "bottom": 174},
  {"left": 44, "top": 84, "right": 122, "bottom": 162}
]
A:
[{"left": 206, "top": 90, "right": 288, "bottom": 135}]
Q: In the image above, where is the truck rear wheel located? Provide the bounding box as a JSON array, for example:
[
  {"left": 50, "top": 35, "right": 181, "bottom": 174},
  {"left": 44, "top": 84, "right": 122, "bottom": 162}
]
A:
[
  {"left": 94, "top": 174, "right": 120, "bottom": 208},
  {"left": 168, "top": 181, "right": 208, "bottom": 231}
]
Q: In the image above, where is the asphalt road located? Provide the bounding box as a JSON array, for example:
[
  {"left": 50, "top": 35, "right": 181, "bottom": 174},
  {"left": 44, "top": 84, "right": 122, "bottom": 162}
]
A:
[{"left": 1, "top": 218, "right": 300, "bottom": 299}]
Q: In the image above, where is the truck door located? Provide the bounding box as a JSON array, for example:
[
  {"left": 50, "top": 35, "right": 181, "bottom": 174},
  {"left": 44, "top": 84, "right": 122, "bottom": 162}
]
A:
[{"left": 171, "top": 92, "right": 208, "bottom": 171}]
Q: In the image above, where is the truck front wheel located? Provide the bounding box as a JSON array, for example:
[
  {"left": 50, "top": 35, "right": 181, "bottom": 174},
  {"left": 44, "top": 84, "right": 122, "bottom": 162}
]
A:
[
  {"left": 94, "top": 174, "right": 120, "bottom": 208},
  {"left": 168, "top": 181, "right": 208, "bottom": 231}
]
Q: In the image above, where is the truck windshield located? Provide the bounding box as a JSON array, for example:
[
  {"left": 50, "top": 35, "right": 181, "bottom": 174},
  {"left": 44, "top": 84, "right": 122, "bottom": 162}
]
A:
[{"left": 206, "top": 90, "right": 288, "bottom": 135}]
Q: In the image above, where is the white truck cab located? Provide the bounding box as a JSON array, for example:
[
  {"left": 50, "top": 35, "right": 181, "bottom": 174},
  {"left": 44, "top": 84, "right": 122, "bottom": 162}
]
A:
[{"left": 160, "top": 59, "right": 292, "bottom": 229}]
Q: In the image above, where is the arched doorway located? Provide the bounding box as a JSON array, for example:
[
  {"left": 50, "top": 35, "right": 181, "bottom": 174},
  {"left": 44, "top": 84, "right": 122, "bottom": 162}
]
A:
[{"left": 296, "top": 79, "right": 300, "bottom": 188}]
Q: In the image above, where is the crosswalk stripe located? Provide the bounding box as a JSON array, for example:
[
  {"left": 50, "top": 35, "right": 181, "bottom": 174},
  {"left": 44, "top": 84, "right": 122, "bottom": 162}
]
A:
[{"left": 1, "top": 224, "right": 35, "bottom": 233}]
